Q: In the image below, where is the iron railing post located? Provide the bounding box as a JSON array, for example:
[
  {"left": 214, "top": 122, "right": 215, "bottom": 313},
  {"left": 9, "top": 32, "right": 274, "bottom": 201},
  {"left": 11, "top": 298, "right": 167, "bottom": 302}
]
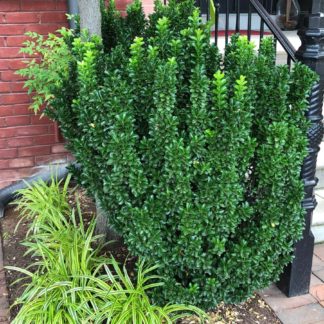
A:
[{"left": 277, "top": 0, "right": 324, "bottom": 297}]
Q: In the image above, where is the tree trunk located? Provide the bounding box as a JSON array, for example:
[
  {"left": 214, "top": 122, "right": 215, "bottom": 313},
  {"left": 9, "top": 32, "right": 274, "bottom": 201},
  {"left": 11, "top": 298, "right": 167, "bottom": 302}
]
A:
[
  {"left": 78, "top": 0, "right": 102, "bottom": 36},
  {"left": 78, "top": 0, "right": 106, "bottom": 237},
  {"left": 95, "top": 198, "right": 121, "bottom": 246}
]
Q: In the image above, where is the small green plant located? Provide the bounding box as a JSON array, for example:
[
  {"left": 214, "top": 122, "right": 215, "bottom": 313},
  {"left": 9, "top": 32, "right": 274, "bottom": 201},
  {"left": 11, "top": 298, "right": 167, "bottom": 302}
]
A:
[
  {"left": 84, "top": 258, "right": 207, "bottom": 323},
  {"left": 9, "top": 177, "right": 206, "bottom": 323},
  {"left": 9, "top": 203, "right": 106, "bottom": 323},
  {"left": 14, "top": 173, "right": 72, "bottom": 235}
]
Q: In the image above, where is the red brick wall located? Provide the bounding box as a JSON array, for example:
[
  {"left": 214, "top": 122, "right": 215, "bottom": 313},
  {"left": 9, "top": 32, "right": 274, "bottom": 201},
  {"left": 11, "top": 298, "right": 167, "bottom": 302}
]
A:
[
  {"left": 0, "top": 0, "right": 154, "bottom": 190},
  {"left": 0, "top": 0, "right": 71, "bottom": 189}
]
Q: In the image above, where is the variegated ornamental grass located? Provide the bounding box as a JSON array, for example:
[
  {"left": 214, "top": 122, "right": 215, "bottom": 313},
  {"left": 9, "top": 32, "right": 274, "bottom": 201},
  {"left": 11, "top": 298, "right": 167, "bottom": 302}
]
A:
[{"left": 8, "top": 176, "right": 207, "bottom": 323}]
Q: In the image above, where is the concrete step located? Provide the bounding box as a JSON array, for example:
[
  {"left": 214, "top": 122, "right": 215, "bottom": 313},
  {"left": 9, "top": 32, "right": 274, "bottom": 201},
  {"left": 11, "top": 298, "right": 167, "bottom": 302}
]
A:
[
  {"left": 214, "top": 29, "right": 300, "bottom": 56},
  {"left": 313, "top": 143, "right": 324, "bottom": 242},
  {"left": 316, "top": 142, "right": 324, "bottom": 189}
]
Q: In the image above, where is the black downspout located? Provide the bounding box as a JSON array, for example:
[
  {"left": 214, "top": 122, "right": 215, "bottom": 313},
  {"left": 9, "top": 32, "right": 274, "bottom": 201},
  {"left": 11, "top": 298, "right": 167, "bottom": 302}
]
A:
[{"left": 0, "top": 164, "right": 74, "bottom": 218}]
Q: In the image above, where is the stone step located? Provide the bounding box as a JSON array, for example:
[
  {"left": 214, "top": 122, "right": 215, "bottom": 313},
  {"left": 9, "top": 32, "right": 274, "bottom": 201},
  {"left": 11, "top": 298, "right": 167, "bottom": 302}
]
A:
[
  {"left": 316, "top": 142, "right": 324, "bottom": 189},
  {"left": 313, "top": 187, "right": 324, "bottom": 243}
]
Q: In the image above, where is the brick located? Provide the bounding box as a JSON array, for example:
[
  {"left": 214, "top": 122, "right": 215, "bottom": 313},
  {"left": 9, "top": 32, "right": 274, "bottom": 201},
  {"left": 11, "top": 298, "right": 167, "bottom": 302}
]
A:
[
  {"left": 0, "top": 140, "right": 6, "bottom": 149},
  {"left": 51, "top": 143, "right": 68, "bottom": 154},
  {"left": 0, "top": 47, "right": 23, "bottom": 59},
  {"left": 0, "top": 118, "right": 4, "bottom": 127},
  {"left": 7, "top": 136, "right": 34, "bottom": 148},
  {"left": 21, "top": 1, "right": 57, "bottom": 11},
  {"left": 5, "top": 12, "right": 40, "bottom": 24},
  {"left": 25, "top": 24, "right": 63, "bottom": 35},
  {"left": 5, "top": 115, "right": 30, "bottom": 126},
  {"left": 0, "top": 25, "right": 25, "bottom": 36},
  {"left": 6, "top": 36, "right": 30, "bottom": 47},
  {"left": 17, "top": 125, "right": 49, "bottom": 136},
  {"left": 0, "top": 148, "right": 17, "bottom": 159},
  {"left": 11, "top": 82, "right": 26, "bottom": 93},
  {"left": 0, "top": 128, "right": 16, "bottom": 139},
  {"left": 0, "top": 59, "right": 27, "bottom": 71},
  {"left": 18, "top": 145, "right": 51, "bottom": 157},
  {"left": 9, "top": 157, "right": 34, "bottom": 168},
  {"left": 56, "top": 0, "right": 68, "bottom": 10},
  {"left": 35, "top": 153, "right": 67, "bottom": 165},
  {"left": 0, "top": 61, "right": 9, "bottom": 70},
  {"left": 12, "top": 104, "right": 31, "bottom": 115},
  {"left": 1, "top": 71, "right": 25, "bottom": 81},
  {"left": 0, "top": 93, "right": 30, "bottom": 105},
  {"left": 0, "top": 160, "right": 9, "bottom": 170},
  {"left": 0, "top": 169, "right": 26, "bottom": 180},
  {"left": 40, "top": 12, "right": 67, "bottom": 23},
  {"left": 0, "top": 107, "right": 12, "bottom": 117},
  {"left": 0, "top": 104, "right": 30, "bottom": 117},
  {"left": 0, "top": 2, "right": 20, "bottom": 12},
  {"left": 33, "top": 134, "right": 55, "bottom": 145},
  {"left": 0, "top": 82, "right": 11, "bottom": 93},
  {"left": 0, "top": 37, "right": 5, "bottom": 47},
  {"left": 49, "top": 123, "right": 56, "bottom": 134},
  {"left": 9, "top": 59, "right": 27, "bottom": 70},
  {"left": 0, "top": 125, "right": 48, "bottom": 138},
  {"left": 31, "top": 115, "right": 51, "bottom": 125}
]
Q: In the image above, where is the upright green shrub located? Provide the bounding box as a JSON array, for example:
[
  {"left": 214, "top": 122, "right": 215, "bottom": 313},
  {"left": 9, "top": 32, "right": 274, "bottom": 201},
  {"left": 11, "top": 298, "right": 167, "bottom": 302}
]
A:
[{"left": 19, "top": 0, "right": 317, "bottom": 309}]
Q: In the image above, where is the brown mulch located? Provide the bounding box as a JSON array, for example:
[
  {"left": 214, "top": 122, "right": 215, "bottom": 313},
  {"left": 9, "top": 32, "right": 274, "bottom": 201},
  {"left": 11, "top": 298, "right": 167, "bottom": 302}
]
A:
[{"left": 1, "top": 187, "right": 281, "bottom": 323}]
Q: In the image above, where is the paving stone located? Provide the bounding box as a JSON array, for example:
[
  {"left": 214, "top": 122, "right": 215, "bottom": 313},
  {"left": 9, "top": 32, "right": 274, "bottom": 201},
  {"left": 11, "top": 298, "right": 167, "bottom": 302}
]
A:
[
  {"left": 310, "top": 284, "right": 324, "bottom": 302},
  {"left": 276, "top": 303, "right": 324, "bottom": 324},
  {"left": 259, "top": 284, "right": 282, "bottom": 298},
  {"left": 314, "top": 244, "right": 324, "bottom": 261},
  {"left": 311, "top": 274, "right": 324, "bottom": 287},
  {"left": 312, "top": 255, "right": 324, "bottom": 272},
  {"left": 313, "top": 269, "right": 324, "bottom": 283},
  {"left": 263, "top": 293, "right": 317, "bottom": 312}
]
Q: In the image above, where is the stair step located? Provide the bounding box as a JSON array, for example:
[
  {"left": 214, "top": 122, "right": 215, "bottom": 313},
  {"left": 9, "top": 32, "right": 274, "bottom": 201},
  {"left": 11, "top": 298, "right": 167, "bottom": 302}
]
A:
[
  {"left": 312, "top": 189, "right": 324, "bottom": 243},
  {"left": 316, "top": 142, "right": 324, "bottom": 189}
]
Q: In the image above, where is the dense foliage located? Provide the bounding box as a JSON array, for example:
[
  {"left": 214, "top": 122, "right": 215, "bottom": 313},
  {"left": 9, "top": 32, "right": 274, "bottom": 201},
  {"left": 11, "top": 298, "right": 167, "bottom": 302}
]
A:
[
  {"left": 10, "top": 177, "right": 206, "bottom": 323},
  {"left": 18, "top": 0, "right": 317, "bottom": 309}
]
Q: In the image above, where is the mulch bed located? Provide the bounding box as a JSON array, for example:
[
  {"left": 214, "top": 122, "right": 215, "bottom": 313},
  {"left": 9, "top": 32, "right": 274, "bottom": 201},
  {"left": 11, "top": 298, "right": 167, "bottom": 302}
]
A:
[{"left": 1, "top": 187, "right": 281, "bottom": 323}]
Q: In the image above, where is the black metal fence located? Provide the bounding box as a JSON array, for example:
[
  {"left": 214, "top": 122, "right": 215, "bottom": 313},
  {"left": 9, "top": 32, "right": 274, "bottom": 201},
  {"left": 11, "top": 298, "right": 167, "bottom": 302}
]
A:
[{"left": 197, "top": 0, "right": 296, "bottom": 67}]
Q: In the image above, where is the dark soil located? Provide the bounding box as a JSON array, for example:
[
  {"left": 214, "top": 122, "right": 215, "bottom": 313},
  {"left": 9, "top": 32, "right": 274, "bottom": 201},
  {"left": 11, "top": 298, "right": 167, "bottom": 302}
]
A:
[{"left": 1, "top": 187, "right": 281, "bottom": 323}]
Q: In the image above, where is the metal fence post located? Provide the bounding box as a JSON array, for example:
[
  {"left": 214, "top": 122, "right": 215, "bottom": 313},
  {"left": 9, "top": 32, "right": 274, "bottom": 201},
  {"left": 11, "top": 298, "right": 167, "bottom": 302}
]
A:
[{"left": 277, "top": 0, "right": 324, "bottom": 297}]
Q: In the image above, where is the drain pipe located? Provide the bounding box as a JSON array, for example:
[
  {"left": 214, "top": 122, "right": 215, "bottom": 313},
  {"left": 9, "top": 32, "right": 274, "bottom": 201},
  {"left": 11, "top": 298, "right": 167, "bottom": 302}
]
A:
[
  {"left": 67, "top": 0, "right": 79, "bottom": 29},
  {"left": 0, "top": 163, "right": 74, "bottom": 218}
]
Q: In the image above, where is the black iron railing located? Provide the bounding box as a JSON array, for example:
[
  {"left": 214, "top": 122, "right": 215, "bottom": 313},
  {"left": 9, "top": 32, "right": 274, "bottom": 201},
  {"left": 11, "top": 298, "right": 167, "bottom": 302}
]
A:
[{"left": 197, "top": 0, "right": 296, "bottom": 67}]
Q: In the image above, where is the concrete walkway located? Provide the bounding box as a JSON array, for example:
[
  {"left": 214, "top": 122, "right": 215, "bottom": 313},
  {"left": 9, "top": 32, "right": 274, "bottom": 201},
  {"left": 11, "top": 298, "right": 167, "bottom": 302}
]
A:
[{"left": 260, "top": 243, "right": 324, "bottom": 324}]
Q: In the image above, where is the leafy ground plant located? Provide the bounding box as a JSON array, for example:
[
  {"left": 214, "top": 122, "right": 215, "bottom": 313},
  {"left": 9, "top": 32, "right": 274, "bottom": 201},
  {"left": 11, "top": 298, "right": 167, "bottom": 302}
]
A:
[
  {"left": 83, "top": 258, "right": 207, "bottom": 323},
  {"left": 8, "top": 177, "right": 207, "bottom": 323}
]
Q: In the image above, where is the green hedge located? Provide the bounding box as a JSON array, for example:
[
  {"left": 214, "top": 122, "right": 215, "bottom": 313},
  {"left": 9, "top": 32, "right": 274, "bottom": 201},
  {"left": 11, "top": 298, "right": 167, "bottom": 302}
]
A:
[{"left": 18, "top": 0, "right": 317, "bottom": 309}]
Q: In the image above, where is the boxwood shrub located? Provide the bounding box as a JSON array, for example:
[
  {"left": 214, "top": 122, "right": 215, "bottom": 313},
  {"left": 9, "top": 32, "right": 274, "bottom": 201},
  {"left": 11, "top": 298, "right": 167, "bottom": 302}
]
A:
[{"left": 18, "top": 0, "right": 317, "bottom": 309}]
